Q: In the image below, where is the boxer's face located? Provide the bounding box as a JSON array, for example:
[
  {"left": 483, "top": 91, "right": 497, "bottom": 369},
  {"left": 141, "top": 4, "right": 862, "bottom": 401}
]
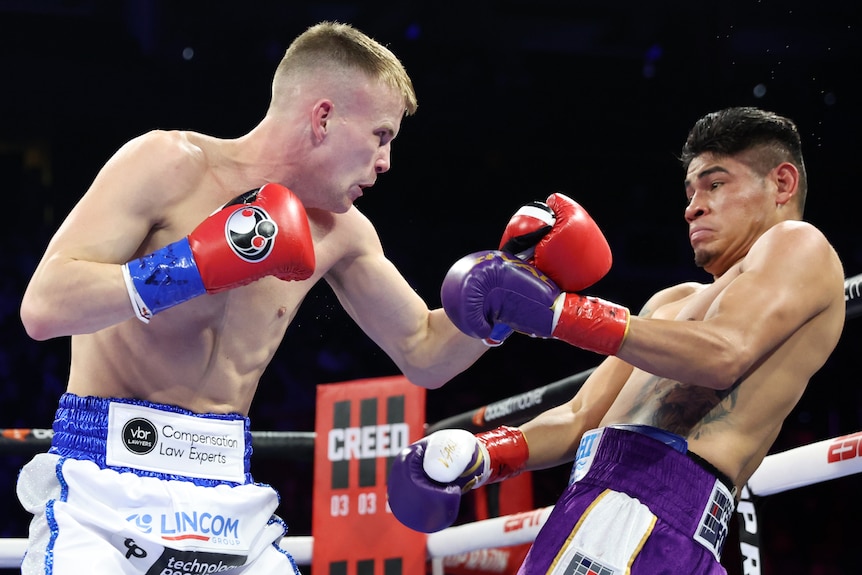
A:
[
  {"left": 684, "top": 152, "right": 776, "bottom": 276},
  {"left": 312, "top": 81, "right": 404, "bottom": 214}
]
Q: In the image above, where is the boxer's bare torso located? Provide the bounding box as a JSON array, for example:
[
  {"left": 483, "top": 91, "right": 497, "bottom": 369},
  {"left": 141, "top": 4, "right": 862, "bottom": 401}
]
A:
[{"left": 601, "top": 222, "right": 845, "bottom": 487}]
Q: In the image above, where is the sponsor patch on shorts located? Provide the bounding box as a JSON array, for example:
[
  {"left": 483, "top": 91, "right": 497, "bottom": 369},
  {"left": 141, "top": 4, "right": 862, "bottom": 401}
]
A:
[
  {"left": 569, "top": 428, "right": 603, "bottom": 485},
  {"left": 564, "top": 552, "right": 617, "bottom": 575},
  {"left": 693, "top": 478, "right": 734, "bottom": 560},
  {"left": 106, "top": 402, "right": 246, "bottom": 482}
]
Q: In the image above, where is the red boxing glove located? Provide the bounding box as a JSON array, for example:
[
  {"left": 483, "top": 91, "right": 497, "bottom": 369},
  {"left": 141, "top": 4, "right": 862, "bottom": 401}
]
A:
[
  {"left": 123, "top": 183, "right": 315, "bottom": 321},
  {"left": 191, "top": 183, "right": 315, "bottom": 290},
  {"left": 499, "top": 193, "right": 612, "bottom": 292}
]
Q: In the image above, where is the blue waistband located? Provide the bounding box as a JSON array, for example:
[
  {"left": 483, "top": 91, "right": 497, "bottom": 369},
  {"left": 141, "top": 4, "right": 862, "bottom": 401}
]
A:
[
  {"left": 608, "top": 423, "right": 734, "bottom": 492},
  {"left": 608, "top": 423, "right": 688, "bottom": 453},
  {"left": 49, "top": 393, "right": 254, "bottom": 486}
]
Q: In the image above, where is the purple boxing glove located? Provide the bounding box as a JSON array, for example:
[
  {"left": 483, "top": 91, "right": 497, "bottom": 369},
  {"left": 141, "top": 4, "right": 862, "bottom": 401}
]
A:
[
  {"left": 440, "top": 250, "right": 561, "bottom": 340},
  {"left": 442, "top": 250, "right": 631, "bottom": 355},
  {"left": 387, "top": 429, "right": 487, "bottom": 533}
]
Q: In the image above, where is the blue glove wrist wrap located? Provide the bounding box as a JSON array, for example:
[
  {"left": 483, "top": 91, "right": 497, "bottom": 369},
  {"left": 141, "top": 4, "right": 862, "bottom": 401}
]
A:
[{"left": 123, "top": 238, "right": 206, "bottom": 319}]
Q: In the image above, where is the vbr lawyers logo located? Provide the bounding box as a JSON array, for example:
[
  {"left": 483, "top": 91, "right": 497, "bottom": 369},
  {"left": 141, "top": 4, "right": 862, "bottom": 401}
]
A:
[{"left": 122, "top": 417, "right": 158, "bottom": 455}]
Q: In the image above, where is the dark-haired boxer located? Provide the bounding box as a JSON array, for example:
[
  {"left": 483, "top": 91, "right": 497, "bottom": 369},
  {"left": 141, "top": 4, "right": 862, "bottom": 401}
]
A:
[{"left": 389, "top": 107, "right": 846, "bottom": 574}]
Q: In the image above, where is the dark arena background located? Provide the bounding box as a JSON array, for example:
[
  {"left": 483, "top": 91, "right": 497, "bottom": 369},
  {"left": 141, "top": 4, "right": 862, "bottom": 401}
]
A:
[{"left": 1, "top": 1, "right": 861, "bottom": 574}]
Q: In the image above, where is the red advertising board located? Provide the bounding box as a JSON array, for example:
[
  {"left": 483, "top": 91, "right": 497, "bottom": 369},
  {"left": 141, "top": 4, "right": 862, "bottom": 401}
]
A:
[{"left": 312, "top": 375, "right": 427, "bottom": 574}]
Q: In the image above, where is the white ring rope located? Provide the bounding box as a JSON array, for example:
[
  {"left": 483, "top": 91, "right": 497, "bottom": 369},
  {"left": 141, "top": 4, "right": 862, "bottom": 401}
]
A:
[
  {"left": 746, "top": 431, "right": 862, "bottom": 496},
  {"left": 0, "top": 430, "right": 858, "bottom": 568},
  {"left": 427, "top": 506, "right": 554, "bottom": 557}
]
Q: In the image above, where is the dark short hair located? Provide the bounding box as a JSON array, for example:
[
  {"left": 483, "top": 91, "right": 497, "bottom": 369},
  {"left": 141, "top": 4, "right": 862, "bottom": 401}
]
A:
[{"left": 680, "top": 107, "right": 807, "bottom": 213}]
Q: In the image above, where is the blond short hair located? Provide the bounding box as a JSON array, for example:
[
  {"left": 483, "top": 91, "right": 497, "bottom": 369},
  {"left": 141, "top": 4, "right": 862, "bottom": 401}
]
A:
[{"left": 271, "top": 21, "right": 417, "bottom": 115}]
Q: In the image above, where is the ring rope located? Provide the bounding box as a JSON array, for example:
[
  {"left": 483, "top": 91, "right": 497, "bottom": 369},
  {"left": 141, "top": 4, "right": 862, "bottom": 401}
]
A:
[
  {"left": 844, "top": 272, "right": 862, "bottom": 319},
  {"left": 746, "top": 431, "right": 862, "bottom": 496},
  {"left": 426, "top": 506, "right": 554, "bottom": 558},
  {"left": 426, "top": 368, "right": 595, "bottom": 435}
]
